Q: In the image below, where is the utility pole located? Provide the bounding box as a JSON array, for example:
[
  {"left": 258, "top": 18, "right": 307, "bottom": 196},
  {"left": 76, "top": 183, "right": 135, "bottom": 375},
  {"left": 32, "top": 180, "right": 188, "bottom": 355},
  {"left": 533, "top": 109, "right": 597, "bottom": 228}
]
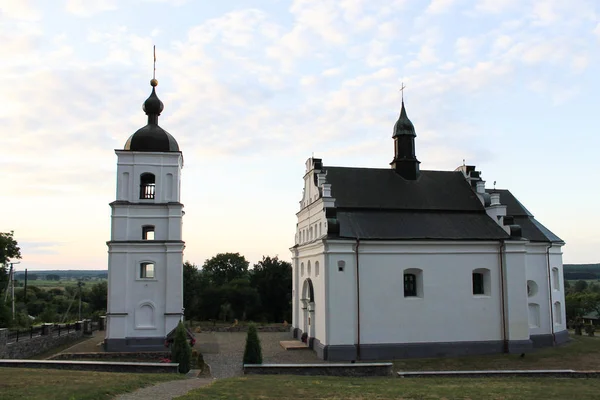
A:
[
  {"left": 4, "top": 262, "right": 21, "bottom": 321},
  {"left": 24, "top": 269, "right": 28, "bottom": 303},
  {"left": 78, "top": 280, "right": 83, "bottom": 321}
]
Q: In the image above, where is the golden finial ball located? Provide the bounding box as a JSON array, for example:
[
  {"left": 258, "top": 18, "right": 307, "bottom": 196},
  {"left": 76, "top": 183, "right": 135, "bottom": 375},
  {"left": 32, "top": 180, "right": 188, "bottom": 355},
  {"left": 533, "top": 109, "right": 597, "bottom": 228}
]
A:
[{"left": 150, "top": 79, "right": 158, "bottom": 87}]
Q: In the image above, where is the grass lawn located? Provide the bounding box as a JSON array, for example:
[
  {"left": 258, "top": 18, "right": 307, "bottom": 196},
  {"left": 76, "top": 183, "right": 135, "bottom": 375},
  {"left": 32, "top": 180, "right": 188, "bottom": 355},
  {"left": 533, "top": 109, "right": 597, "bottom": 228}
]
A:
[
  {"left": 176, "top": 375, "right": 600, "bottom": 400},
  {"left": 0, "top": 367, "right": 183, "bottom": 400},
  {"left": 392, "top": 334, "right": 600, "bottom": 371}
]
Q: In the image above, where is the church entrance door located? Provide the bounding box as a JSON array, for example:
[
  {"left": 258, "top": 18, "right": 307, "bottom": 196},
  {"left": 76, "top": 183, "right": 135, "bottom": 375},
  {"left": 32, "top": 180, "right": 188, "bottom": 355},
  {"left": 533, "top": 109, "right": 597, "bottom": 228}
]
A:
[{"left": 301, "top": 279, "right": 315, "bottom": 346}]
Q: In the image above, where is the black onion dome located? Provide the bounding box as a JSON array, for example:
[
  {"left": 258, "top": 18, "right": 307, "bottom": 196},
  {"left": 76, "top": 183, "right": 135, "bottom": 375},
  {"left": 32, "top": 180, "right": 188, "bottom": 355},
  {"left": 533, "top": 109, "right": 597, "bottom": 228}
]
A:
[
  {"left": 392, "top": 101, "right": 416, "bottom": 137},
  {"left": 143, "top": 87, "right": 164, "bottom": 115},
  {"left": 124, "top": 126, "right": 179, "bottom": 152},
  {"left": 124, "top": 81, "right": 179, "bottom": 152}
]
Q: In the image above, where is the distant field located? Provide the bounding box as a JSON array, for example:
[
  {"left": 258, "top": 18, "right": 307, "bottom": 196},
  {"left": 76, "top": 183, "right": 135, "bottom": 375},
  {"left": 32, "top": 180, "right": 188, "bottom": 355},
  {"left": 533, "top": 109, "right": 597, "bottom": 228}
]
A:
[{"left": 21, "top": 279, "right": 106, "bottom": 289}]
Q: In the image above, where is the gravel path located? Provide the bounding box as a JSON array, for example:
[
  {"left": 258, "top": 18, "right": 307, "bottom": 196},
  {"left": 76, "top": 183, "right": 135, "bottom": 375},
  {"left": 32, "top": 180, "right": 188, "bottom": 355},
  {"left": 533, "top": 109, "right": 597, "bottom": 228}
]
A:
[
  {"left": 113, "top": 331, "right": 322, "bottom": 398},
  {"left": 195, "top": 331, "right": 323, "bottom": 379},
  {"left": 113, "top": 377, "right": 213, "bottom": 400}
]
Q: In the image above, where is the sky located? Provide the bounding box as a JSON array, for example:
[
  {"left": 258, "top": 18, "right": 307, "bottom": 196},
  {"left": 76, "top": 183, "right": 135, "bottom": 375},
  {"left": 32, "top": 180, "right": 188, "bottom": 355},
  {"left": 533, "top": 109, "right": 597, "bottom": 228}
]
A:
[{"left": 1, "top": 0, "right": 599, "bottom": 271}]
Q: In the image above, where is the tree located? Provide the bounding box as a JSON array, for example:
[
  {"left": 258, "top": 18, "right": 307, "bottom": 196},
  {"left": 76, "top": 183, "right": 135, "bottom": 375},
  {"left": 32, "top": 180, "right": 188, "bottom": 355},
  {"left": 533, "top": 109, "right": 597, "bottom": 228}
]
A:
[
  {"left": 574, "top": 280, "right": 589, "bottom": 293},
  {"left": 243, "top": 323, "right": 263, "bottom": 364},
  {"left": 183, "top": 261, "right": 200, "bottom": 319},
  {"left": 87, "top": 281, "right": 107, "bottom": 313},
  {"left": 171, "top": 321, "right": 192, "bottom": 373},
  {"left": 202, "top": 253, "right": 249, "bottom": 287},
  {"left": 250, "top": 256, "right": 292, "bottom": 323},
  {"left": 0, "top": 231, "right": 21, "bottom": 265},
  {"left": 46, "top": 274, "right": 61, "bottom": 281}
]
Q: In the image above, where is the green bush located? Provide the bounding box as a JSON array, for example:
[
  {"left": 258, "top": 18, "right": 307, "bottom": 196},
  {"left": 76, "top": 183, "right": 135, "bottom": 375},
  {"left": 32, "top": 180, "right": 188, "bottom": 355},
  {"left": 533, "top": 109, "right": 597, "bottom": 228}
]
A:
[
  {"left": 171, "top": 321, "right": 192, "bottom": 373},
  {"left": 243, "top": 323, "right": 262, "bottom": 364}
]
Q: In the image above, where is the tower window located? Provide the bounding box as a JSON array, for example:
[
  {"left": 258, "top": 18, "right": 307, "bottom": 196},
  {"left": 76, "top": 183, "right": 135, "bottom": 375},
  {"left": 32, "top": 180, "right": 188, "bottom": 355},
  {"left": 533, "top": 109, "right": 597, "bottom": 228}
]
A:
[
  {"left": 142, "top": 226, "right": 155, "bottom": 240},
  {"left": 140, "top": 262, "right": 155, "bottom": 279},
  {"left": 140, "top": 173, "right": 156, "bottom": 199}
]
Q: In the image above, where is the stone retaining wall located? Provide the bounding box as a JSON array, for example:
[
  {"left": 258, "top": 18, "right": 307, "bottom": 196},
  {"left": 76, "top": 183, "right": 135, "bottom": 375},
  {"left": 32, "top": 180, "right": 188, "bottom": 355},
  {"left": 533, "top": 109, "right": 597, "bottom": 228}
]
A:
[
  {"left": 397, "top": 369, "right": 600, "bottom": 378},
  {"left": 195, "top": 325, "right": 290, "bottom": 333},
  {"left": 50, "top": 351, "right": 171, "bottom": 360},
  {"left": 0, "top": 330, "right": 83, "bottom": 359},
  {"left": 0, "top": 359, "right": 179, "bottom": 373},
  {"left": 243, "top": 363, "right": 393, "bottom": 377}
]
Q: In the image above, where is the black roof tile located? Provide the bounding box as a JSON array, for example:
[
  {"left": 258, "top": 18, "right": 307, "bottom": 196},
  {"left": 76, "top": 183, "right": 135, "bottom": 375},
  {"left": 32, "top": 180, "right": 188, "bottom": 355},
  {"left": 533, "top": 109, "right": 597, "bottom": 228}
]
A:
[
  {"left": 324, "top": 167, "right": 483, "bottom": 211},
  {"left": 336, "top": 210, "right": 510, "bottom": 240}
]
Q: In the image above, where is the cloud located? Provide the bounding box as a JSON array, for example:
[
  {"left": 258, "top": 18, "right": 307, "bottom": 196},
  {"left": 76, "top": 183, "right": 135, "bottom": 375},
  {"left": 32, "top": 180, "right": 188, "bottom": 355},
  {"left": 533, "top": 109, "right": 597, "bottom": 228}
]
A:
[
  {"left": 425, "top": 0, "right": 458, "bottom": 14},
  {"left": 1, "top": 0, "right": 41, "bottom": 21},
  {"left": 65, "top": 0, "right": 117, "bottom": 17},
  {"left": 473, "top": 0, "right": 518, "bottom": 14}
]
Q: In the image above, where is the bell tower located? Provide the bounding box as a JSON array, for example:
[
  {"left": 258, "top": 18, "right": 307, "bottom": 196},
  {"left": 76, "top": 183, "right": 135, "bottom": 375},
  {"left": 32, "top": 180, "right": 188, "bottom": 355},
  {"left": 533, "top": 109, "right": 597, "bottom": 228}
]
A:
[{"left": 105, "top": 72, "right": 185, "bottom": 351}]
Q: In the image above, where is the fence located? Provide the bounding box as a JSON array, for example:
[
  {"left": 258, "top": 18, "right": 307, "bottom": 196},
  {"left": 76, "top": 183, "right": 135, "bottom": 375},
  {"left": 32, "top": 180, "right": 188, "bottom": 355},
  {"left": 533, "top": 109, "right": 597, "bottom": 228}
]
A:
[{"left": 5, "top": 320, "right": 100, "bottom": 344}]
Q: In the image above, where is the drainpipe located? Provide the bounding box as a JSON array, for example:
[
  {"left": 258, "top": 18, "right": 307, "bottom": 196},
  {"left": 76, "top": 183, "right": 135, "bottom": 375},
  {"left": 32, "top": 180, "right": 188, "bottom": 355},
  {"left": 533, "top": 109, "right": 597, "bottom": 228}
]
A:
[
  {"left": 546, "top": 243, "right": 555, "bottom": 345},
  {"left": 499, "top": 240, "right": 508, "bottom": 353},
  {"left": 355, "top": 238, "right": 361, "bottom": 361}
]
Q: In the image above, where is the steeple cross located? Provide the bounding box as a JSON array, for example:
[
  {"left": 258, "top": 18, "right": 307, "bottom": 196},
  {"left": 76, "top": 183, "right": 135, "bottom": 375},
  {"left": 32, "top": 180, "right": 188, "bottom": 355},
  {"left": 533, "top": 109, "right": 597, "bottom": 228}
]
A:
[
  {"left": 399, "top": 82, "right": 406, "bottom": 102},
  {"left": 153, "top": 45, "right": 156, "bottom": 80}
]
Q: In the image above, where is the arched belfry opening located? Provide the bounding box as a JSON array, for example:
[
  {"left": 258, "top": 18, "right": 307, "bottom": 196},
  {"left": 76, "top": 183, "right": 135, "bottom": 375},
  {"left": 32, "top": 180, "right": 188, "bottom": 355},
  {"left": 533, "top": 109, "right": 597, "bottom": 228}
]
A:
[
  {"left": 301, "top": 278, "right": 315, "bottom": 346},
  {"left": 140, "top": 173, "right": 156, "bottom": 199}
]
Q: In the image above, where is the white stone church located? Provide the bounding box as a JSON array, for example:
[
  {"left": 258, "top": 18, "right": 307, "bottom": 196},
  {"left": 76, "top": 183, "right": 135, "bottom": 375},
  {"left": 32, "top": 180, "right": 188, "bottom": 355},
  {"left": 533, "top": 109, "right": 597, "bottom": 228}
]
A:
[
  {"left": 104, "top": 78, "right": 185, "bottom": 351},
  {"left": 290, "top": 100, "right": 567, "bottom": 361}
]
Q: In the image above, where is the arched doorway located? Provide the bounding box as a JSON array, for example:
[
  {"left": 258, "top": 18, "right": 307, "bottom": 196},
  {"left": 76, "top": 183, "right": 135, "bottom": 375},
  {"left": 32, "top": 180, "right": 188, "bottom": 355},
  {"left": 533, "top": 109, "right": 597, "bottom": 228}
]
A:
[{"left": 301, "top": 278, "right": 315, "bottom": 346}]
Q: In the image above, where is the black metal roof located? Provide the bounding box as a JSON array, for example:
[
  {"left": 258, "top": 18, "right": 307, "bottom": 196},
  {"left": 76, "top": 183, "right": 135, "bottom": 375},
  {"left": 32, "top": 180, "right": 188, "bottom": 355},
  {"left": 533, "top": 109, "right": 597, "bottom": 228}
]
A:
[
  {"left": 487, "top": 189, "right": 563, "bottom": 243},
  {"left": 336, "top": 210, "right": 510, "bottom": 240},
  {"left": 124, "top": 84, "right": 180, "bottom": 152},
  {"left": 325, "top": 167, "right": 484, "bottom": 211}
]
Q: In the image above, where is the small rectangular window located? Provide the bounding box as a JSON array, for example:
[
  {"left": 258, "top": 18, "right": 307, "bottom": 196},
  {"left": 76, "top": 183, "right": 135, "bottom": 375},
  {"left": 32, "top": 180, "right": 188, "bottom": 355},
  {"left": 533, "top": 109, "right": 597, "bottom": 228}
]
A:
[
  {"left": 142, "top": 226, "right": 155, "bottom": 240},
  {"left": 404, "top": 274, "right": 417, "bottom": 297},
  {"left": 141, "top": 263, "right": 155, "bottom": 279},
  {"left": 473, "top": 273, "right": 485, "bottom": 295}
]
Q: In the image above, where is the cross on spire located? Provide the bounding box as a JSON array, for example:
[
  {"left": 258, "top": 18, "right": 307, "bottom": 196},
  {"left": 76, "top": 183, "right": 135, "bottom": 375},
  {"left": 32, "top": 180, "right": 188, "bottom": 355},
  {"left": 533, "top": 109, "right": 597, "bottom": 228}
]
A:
[
  {"left": 399, "top": 82, "right": 406, "bottom": 102},
  {"left": 153, "top": 45, "right": 156, "bottom": 80}
]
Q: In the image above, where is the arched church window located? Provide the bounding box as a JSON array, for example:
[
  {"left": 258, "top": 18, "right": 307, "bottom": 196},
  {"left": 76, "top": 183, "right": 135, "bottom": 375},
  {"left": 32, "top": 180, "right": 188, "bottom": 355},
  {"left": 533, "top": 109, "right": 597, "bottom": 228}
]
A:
[
  {"left": 300, "top": 262, "right": 304, "bottom": 277},
  {"left": 140, "top": 262, "right": 155, "bottom": 279},
  {"left": 472, "top": 268, "right": 491, "bottom": 296},
  {"left": 404, "top": 274, "right": 417, "bottom": 297},
  {"left": 554, "top": 301, "right": 562, "bottom": 324},
  {"left": 307, "top": 261, "right": 311, "bottom": 276},
  {"left": 140, "top": 173, "right": 156, "bottom": 199},
  {"left": 552, "top": 267, "right": 560, "bottom": 291},
  {"left": 403, "top": 268, "right": 423, "bottom": 297},
  {"left": 142, "top": 225, "right": 155, "bottom": 240},
  {"left": 309, "top": 227, "right": 313, "bottom": 240},
  {"left": 315, "top": 261, "right": 320, "bottom": 277}
]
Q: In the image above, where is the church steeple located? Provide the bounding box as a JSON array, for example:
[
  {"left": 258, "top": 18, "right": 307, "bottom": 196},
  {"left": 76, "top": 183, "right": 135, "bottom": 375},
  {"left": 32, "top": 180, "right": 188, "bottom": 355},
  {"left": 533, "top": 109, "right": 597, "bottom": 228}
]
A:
[{"left": 390, "top": 99, "right": 420, "bottom": 180}]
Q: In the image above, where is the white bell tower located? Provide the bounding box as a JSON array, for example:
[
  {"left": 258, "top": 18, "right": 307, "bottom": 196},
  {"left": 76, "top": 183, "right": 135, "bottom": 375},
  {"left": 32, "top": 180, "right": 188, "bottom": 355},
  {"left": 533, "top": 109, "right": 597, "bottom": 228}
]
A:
[{"left": 105, "top": 75, "right": 185, "bottom": 351}]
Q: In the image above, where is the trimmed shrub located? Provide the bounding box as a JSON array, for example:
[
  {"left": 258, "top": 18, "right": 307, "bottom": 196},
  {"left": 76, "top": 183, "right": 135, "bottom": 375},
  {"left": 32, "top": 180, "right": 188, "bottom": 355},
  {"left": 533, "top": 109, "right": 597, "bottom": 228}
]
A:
[
  {"left": 171, "top": 320, "right": 192, "bottom": 373},
  {"left": 243, "top": 323, "right": 263, "bottom": 364}
]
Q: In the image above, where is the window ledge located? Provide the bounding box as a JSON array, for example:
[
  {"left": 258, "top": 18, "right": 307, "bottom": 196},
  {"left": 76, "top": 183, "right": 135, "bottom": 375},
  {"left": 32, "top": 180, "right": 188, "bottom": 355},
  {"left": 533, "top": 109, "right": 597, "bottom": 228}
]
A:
[
  {"left": 136, "top": 278, "right": 158, "bottom": 282},
  {"left": 403, "top": 296, "right": 423, "bottom": 300},
  {"left": 135, "top": 326, "right": 157, "bottom": 330},
  {"left": 473, "top": 295, "right": 491, "bottom": 299}
]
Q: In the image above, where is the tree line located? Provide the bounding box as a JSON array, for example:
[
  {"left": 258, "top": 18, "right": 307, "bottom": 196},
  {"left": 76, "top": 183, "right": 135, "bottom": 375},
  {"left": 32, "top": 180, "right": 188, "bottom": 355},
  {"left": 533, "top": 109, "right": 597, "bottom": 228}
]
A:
[
  {"left": 183, "top": 253, "right": 292, "bottom": 323},
  {"left": 565, "top": 280, "right": 600, "bottom": 323}
]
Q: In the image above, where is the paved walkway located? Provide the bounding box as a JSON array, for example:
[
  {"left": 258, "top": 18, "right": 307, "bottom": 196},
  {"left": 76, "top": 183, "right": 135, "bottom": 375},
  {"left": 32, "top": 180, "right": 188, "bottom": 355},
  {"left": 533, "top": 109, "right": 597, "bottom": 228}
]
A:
[
  {"left": 195, "top": 331, "right": 322, "bottom": 378},
  {"left": 111, "top": 331, "right": 321, "bottom": 399}
]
